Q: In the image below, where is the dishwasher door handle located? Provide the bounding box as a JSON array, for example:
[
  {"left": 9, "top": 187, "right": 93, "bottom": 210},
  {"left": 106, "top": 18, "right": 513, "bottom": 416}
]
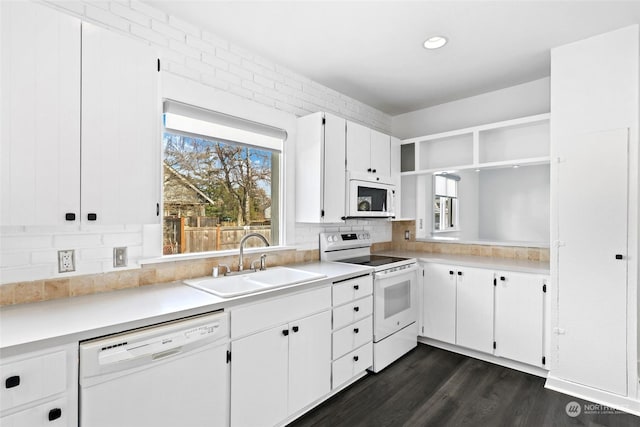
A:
[{"left": 152, "top": 348, "right": 183, "bottom": 361}]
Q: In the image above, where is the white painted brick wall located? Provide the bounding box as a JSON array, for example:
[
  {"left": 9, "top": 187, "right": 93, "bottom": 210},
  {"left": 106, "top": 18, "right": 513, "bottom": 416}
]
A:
[{"left": 0, "top": 0, "right": 393, "bottom": 285}]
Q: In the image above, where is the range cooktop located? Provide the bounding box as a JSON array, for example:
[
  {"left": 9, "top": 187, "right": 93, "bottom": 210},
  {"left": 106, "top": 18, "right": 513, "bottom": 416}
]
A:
[{"left": 338, "top": 255, "right": 410, "bottom": 267}]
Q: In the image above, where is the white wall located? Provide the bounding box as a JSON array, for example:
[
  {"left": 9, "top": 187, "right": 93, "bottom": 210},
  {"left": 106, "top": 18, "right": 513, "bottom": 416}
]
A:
[
  {"left": 392, "top": 77, "right": 550, "bottom": 138},
  {"left": 478, "top": 165, "right": 550, "bottom": 243},
  {"left": 0, "top": 0, "right": 392, "bottom": 284}
]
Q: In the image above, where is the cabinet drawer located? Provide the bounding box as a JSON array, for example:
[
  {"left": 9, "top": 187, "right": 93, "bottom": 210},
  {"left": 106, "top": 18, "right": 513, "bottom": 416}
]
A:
[
  {"left": 0, "top": 396, "right": 68, "bottom": 427},
  {"left": 333, "top": 295, "right": 373, "bottom": 330},
  {"left": 231, "top": 286, "right": 331, "bottom": 338},
  {"left": 332, "top": 275, "right": 373, "bottom": 306},
  {"left": 0, "top": 351, "right": 67, "bottom": 412},
  {"left": 332, "top": 316, "right": 373, "bottom": 360},
  {"left": 332, "top": 342, "right": 373, "bottom": 389}
]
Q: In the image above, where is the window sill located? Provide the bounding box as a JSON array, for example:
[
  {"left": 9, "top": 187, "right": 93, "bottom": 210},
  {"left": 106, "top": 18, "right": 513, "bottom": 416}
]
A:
[{"left": 140, "top": 245, "right": 298, "bottom": 265}]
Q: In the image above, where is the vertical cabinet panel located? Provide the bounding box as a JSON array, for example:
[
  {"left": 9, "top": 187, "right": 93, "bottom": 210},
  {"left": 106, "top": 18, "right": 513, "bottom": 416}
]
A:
[
  {"left": 81, "top": 23, "right": 159, "bottom": 225},
  {"left": 0, "top": 1, "right": 81, "bottom": 225},
  {"left": 288, "top": 311, "right": 331, "bottom": 415},
  {"left": 556, "top": 129, "right": 628, "bottom": 395},
  {"left": 494, "top": 272, "right": 545, "bottom": 367},
  {"left": 455, "top": 267, "right": 494, "bottom": 353},
  {"left": 322, "top": 114, "right": 347, "bottom": 223},
  {"left": 370, "top": 129, "right": 391, "bottom": 178},
  {"left": 346, "top": 121, "right": 371, "bottom": 175},
  {"left": 422, "top": 264, "right": 456, "bottom": 343},
  {"left": 230, "top": 325, "right": 289, "bottom": 427}
]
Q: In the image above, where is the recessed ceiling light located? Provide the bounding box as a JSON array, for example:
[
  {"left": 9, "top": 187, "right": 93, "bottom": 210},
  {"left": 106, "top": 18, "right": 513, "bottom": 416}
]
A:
[{"left": 423, "top": 36, "right": 448, "bottom": 50}]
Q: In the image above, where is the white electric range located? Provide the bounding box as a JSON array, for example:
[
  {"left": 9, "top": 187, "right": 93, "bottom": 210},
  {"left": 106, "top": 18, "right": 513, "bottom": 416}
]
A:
[{"left": 320, "top": 232, "right": 418, "bottom": 372}]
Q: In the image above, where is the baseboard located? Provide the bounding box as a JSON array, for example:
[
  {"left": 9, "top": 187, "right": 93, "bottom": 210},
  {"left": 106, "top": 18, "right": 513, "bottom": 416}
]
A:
[
  {"left": 418, "top": 337, "right": 549, "bottom": 378},
  {"left": 545, "top": 375, "right": 640, "bottom": 417}
]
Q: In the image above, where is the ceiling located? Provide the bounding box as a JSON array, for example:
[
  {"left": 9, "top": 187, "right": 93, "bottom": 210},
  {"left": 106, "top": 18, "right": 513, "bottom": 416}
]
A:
[{"left": 146, "top": 1, "right": 640, "bottom": 116}]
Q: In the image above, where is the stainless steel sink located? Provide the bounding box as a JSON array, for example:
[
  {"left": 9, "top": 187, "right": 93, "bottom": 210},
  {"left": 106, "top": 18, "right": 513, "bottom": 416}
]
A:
[{"left": 184, "top": 266, "right": 326, "bottom": 298}]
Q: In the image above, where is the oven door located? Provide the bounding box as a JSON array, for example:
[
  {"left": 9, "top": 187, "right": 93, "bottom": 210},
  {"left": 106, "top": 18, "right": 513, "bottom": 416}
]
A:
[
  {"left": 373, "top": 265, "right": 418, "bottom": 342},
  {"left": 347, "top": 179, "right": 395, "bottom": 218}
]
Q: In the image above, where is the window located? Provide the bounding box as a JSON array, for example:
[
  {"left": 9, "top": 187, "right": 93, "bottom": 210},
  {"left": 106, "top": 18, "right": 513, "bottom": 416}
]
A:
[
  {"left": 162, "top": 101, "right": 285, "bottom": 255},
  {"left": 433, "top": 173, "right": 459, "bottom": 232}
]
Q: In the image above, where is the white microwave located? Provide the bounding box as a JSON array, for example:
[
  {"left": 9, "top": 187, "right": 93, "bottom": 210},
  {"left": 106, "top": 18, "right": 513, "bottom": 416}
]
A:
[{"left": 346, "top": 179, "right": 396, "bottom": 218}]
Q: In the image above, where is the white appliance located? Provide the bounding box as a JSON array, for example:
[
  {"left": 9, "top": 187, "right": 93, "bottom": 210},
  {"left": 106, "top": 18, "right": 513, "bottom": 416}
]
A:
[
  {"left": 346, "top": 176, "right": 396, "bottom": 219},
  {"left": 320, "top": 232, "right": 417, "bottom": 372},
  {"left": 79, "top": 312, "right": 229, "bottom": 427}
]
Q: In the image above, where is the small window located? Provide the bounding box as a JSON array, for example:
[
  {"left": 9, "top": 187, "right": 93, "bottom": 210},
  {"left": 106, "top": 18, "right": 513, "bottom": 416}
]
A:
[
  {"left": 433, "top": 174, "right": 459, "bottom": 232},
  {"left": 162, "top": 101, "right": 285, "bottom": 255}
]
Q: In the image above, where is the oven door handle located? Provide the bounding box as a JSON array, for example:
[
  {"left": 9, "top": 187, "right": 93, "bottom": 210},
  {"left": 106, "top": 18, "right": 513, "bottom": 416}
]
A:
[{"left": 374, "top": 264, "right": 418, "bottom": 280}]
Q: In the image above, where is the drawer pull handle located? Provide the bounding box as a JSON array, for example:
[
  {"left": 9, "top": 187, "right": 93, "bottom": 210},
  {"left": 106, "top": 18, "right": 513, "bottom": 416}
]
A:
[
  {"left": 292, "top": 326, "right": 299, "bottom": 333},
  {"left": 65, "top": 213, "right": 76, "bottom": 221},
  {"left": 87, "top": 213, "right": 97, "bottom": 221},
  {"left": 5, "top": 375, "right": 20, "bottom": 389},
  {"left": 48, "top": 408, "right": 62, "bottom": 421},
  {"left": 457, "top": 271, "right": 463, "bottom": 276},
  {"left": 353, "top": 306, "right": 360, "bottom": 312},
  {"left": 449, "top": 270, "right": 454, "bottom": 275},
  {"left": 354, "top": 328, "right": 359, "bottom": 334},
  {"left": 282, "top": 329, "right": 289, "bottom": 336},
  {"left": 353, "top": 285, "right": 359, "bottom": 290},
  {"left": 500, "top": 276, "right": 506, "bottom": 281},
  {"left": 353, "top": 355, "right": 359, "bottom": 362}
]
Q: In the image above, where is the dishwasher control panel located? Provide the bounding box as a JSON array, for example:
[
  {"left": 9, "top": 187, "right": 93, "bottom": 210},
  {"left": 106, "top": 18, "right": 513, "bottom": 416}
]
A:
[{"left": 80, "top": 312, "right": 229, "bottom": 377}]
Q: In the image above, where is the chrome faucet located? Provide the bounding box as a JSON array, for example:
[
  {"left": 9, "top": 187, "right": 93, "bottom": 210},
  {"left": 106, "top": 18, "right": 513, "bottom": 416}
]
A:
[{"left": 238, "top": 233, "right": 270, "bottom": 272}]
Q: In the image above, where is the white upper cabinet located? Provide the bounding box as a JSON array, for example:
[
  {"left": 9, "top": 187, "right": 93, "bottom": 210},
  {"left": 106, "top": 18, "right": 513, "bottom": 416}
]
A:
[
  {"left": 346, "top": 120, "right": 391, "bottom": 181},
  {"left": 0, "top": 4, "right": 160, "bottom": 226},
  {"left": 81, "top": 23, "right": 160, "bottom": 225},
  {"left": 296, "top": 112, "right": 346, "bottom": 223},
  {"left": 1, "top": 1, "right": 81, "bottom": 226}
]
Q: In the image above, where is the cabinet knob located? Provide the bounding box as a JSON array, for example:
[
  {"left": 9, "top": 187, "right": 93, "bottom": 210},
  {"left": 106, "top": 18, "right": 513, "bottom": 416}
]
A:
[
  {"left": 353, "top": 355, "right": 359, "bottom": 362},
  {"left": 353, "top": 284, "right": 359, "bottom": 290},
  {"left": 5, "top": 375, "right": 20, "bottom": 389},
  {"left": 87, "top": 213, "right": 97, "bottom": 221},
  {"left": 65, "top": 213, "right": 76, "bottom": 221},
  {"left": 372, "top": 169, "right": 377, "bottom": 173},
  {"left": 292, "top": 326, "right": 299, "bottom": 333},
  {"left": 282, "top": 329, "right": 289, "bottom": 336},
  {"left": 353, "top": 306, "right": 360, "bottom": 312},
  {"left": 354, "top": 328, "right": 359, "bottom": 334},
  {"left": 615, "top": 254, "right": 624, "bottom": 260},
  {"left": 457, "top": 271, "right": 463, "bottom": 276},
  {"left": 449, "top": 270, "right": 454, "bottom": 275},
  {"left": 500, "top": 276, "right": 506, "bottom": 281},
  {"left": 48, "top": 408, "right": 62, "bottom": 421},
  {"left": 367, "top": 168, "right": 372, "bottom": 172}
]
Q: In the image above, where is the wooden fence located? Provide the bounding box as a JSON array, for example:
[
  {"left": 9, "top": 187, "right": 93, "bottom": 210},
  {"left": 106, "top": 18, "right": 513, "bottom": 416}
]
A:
[{"left": 163, "top": 217, "right": 271, "bottom": 254}]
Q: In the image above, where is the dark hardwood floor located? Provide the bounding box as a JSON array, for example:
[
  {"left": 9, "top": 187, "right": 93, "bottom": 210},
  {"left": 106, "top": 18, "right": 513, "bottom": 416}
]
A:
[{"left": 290, "top": 344, "right": 639, "bottom": 427}]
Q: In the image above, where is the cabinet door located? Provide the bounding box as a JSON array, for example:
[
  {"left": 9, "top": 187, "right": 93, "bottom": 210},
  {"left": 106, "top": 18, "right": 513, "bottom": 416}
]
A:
[
  {"left": 0, "top": 1, "right": 81, "bottom": 225},
  {"left": 455, "top": 267, "right": 494, "bottom": 353},
  {"left": 323, "top": 113, "right": 347, "bottom": 222},
  {"left": 81, "top": 23, "right": 159, "bottom": 225},
  {"left": 346, "top": 121, "right": 371, "bottom": 174},
  {"left": 494, "top": 272, "right": 545, "bottom": 367},
  {"left": 288, "top": 311, "right": 331, "bottom": 415},
  {"left": 556, "top": 129, "right": 628, "bottom": 395},
  {"left": 370, "top": 129, "right": 391, "bottom": 178},
  {"left": 231, "top": 325, "right": 288, "bottom": 427},
  {"left": 422, "top": 264, "right": 456, "bottom": 343}
]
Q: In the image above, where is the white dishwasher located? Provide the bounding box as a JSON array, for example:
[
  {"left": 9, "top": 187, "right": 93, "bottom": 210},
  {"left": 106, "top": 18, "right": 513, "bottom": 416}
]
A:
[{"left": 79, "top": 312, "right": 229, "bottom": 427}]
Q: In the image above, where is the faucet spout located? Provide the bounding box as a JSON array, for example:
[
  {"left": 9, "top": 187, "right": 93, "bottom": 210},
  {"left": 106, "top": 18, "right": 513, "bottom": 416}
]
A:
[{"left": 238, "top": 233, "right": 270, "bottom": 271}]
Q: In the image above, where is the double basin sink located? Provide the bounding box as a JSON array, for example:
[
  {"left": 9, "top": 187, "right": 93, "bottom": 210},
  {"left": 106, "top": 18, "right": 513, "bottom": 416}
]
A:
[{"left": 184, "top": 266, "right": 326, "bottom": 298}]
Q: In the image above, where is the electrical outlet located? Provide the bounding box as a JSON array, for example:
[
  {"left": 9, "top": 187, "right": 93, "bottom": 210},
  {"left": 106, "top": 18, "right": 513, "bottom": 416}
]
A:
[
  {"left": 58, "top": 250, "right": 75, "bottom": 273},
  {"left": 113, "top": 247, "right": 127, "bottom": 268}
]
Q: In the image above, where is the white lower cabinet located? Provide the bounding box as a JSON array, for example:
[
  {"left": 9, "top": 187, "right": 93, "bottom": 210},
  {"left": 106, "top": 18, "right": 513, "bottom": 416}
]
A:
[
  {"left": 421, "top": 262, "right": 548, "bottom": 369},
  {"left": 0, "top": 344, "right": 77, "bottom": 427},
  {"left": 230, "top": 286, "right": 332, "bottom": 427},
  {"left": 494, "top": 271, "right": 547, "bottom": 367},
  {"left": 330, "top": 275, "right": 374, "bottom": 390}
]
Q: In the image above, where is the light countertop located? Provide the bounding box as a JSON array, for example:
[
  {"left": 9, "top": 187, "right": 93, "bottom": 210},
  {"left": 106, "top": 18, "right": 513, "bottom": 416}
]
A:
[
  {"left": 375, "top": 251, "right": 550, "bottom": 275},
  {"left": 0, "top": 261, "right": 372, "bottom": 355}
]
